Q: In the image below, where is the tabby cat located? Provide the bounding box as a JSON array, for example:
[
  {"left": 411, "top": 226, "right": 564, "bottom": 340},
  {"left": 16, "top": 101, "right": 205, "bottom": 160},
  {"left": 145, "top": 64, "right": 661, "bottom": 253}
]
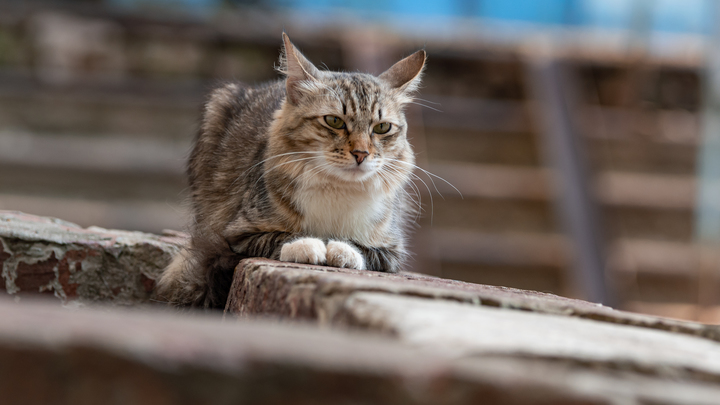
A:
[{"left": 155, "top": 33, "right": 425, "bottom": 308}]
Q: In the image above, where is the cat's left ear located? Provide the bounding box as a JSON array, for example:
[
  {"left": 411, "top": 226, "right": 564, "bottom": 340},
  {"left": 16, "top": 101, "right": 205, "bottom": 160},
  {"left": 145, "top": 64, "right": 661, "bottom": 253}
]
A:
[
  {"left": 379, "top": 50, "right": 426, "bottom": 93},
  {"left": 281, "top": 33, "right": 321, "bottom": 105}
]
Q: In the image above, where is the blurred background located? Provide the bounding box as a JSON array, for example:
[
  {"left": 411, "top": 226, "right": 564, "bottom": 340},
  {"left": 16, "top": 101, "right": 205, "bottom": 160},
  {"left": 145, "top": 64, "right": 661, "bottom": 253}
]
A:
[{"left": 1, "top": 0, "right": 719, "bottom": 322}]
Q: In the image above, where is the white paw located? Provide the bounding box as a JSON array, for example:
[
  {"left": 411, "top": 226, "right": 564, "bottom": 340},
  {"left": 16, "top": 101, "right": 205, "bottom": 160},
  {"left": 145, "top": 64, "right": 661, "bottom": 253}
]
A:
[
  {"left": 279, "top": 238, "right": 326, "bottom": 265},
  {"left": 326, "top": 240, "right": 366, "bottom": 270}
]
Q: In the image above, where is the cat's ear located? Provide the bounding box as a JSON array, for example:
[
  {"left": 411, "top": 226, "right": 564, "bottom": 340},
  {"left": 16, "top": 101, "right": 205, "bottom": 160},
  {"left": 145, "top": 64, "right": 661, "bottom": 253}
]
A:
[
  {"left": 280, "top": 33, "right": 321, "bottom": 105},
  {"left": 379, "top": 50, "right": 426, "bottom": 93}
]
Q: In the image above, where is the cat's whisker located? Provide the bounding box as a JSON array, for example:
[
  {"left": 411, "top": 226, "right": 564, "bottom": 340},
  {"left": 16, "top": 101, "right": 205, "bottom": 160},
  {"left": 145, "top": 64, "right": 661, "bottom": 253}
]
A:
[
  {"left": 407, "top": 101, "right": 443, "bottom": 112},
  {"left": 385, "top": 170, "right": 422, "bottom": 217},
  {"left": 390, "top": 161, "right": 443, "bottom": 200},
  {"left": 411, "top": 172, "right": 434, "bottom": 225},
  {"left": 402, "top": 174, "right": 424, "bottom": 213},
  {"left": 270, "top": 156, "right": 321, "bottom": 170},
  {"left": 375, "top": 168, "right": 395, "bottom": 193},
  {"left": 401, "top": 188, "right": 424, "bottom": 223},
  {"left": 404, "top": 181, "right": 423, "bottom": 213},
  {"left": 401, "top": 187, "right": 422, "bottom": 210},
  {"left": 302, "top": 163, "right": 329, "bottom": 182},
  {"left": 388, "top": 159, "right": 463, "bottom": 199},
  {"left": 380, "top": 162, "right": 422, "bottom": 208},
  {"left": 249, "top": 151, "right": 323, "bottom": 174},
  {"left": 384, "top": 165, "right": 434, "bottom": 225},
  {"left": 378, "top": 172, "right": 391, "bottom": 189},
  {"left": 252, "top": 156, "right": 320, "bottom": 189},
  {"left": 235, "top": 151, "right": 324, "bottom": 186},
  {"left": 297, "top": 160, "right": 337, "bottom": 188},
  {"left": 413, "top": 97, "right": 441, "bottom": 106},
  {"left": 378, "top": 163, "right": 405, "bottom": 188}
]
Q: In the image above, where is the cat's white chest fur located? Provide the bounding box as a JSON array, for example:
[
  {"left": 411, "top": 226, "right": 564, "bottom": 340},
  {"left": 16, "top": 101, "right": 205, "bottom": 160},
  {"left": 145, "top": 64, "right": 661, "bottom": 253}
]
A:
[{"left": 295, "top": 185, "right": 384, "bottom": 244}]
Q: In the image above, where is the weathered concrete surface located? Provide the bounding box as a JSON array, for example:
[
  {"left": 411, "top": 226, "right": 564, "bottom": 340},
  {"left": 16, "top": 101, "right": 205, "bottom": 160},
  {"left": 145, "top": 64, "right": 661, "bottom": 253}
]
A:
[
  {"left": 341, "top": 292, "right": 720, "bottom": 381},
  {"left": 0, "top": 297, "right": 615, "bottom": 405},
  {"left": 224, "top": 259, "right": 720, "bottom": 404},
  {"left": 5, "top": 297, "right": 720, "bottom": 405},
  {"left": 226, "top": 258, "right": 720, "bottom": 342},
  {"left": 0, "top": 210, "right": 185, "bottom": 305}
]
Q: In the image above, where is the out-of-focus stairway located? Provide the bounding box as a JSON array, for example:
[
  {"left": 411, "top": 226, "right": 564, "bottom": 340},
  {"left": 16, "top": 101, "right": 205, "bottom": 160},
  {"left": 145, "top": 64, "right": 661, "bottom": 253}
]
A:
[{"left": 0, "top": 3, "right": 715, "bottom": 321}]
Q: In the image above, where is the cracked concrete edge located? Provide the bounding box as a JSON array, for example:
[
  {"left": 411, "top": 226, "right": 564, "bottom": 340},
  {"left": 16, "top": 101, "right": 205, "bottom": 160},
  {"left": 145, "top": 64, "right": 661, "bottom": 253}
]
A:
[
  {"left": 338, "top": 292, "right": 720, "bottom": 386},
  {"left": 225, "top": 258, "right": 720, "bottom": 344},
  {"left": 6, "top": 295, "right": 720, "bottom": 405},
  {"left": 0, "top": 210, "right": 186, "bottom": 305},
  {"left": 336, "top": 292, "right": 720, "bottom": 404},
  {"left": 1, "top": 297, "right": 621, "bottom": 405}
]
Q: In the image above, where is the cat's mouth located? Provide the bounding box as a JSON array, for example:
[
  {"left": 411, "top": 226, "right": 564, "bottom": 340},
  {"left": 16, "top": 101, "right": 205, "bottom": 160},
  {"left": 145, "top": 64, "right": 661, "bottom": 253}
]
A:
[{"left": 335, "top": 161, "right": 377, "bottom": 181}]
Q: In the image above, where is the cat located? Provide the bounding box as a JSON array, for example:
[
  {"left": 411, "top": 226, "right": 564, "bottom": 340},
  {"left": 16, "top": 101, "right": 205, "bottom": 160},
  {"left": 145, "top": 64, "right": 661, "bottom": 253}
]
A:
[{"left": 155, "top": 33, "right": 425, "bottom": 309}]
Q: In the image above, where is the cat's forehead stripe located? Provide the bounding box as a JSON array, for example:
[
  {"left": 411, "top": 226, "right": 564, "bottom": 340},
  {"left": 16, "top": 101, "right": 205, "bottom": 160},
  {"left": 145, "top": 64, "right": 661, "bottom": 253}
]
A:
[
  {"left": 335, "top": 76, "right": 382, "bottom": 117},
  {"left": 347, "top": 90, "right": 357, "bottom": 116},
  {"left": 353, "top": 76, "right": 369, "bottom": 101},
  {"left": 371, "top": 99, "right": 378, "bottom": 118}
]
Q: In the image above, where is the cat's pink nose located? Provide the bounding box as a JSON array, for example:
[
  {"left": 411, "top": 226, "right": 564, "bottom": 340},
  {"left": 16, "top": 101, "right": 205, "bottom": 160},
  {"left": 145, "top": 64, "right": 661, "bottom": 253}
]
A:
[{"left": 351, "top": 150, "right": 369, "bottom": 165}]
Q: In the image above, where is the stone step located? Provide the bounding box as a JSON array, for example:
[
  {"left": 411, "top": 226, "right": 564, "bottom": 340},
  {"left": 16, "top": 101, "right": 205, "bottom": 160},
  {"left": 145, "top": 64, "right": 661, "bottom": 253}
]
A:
[
  {"left": 5, "top": 296, "right": 720, "bottom": 405},
  {"left": 424, "top": 162, "right": 696, "bottom": 209},
  {"left": 411, "top": 228, "right": 717, "bottom": 305},
  {"left": 420, "top": 197, "right": 692, "bottom": 242},
  {"left": 225, "top": 258, "right": 719, "bottom": 337},
  {"left": 0, "top": 131, "right": 189, "bottom": 175},
  {"left": 224, "top": 257, "right": 720, "bottom": 390},
  {"left": 0, "top": 193, "right": 187, "bottom": 233}
]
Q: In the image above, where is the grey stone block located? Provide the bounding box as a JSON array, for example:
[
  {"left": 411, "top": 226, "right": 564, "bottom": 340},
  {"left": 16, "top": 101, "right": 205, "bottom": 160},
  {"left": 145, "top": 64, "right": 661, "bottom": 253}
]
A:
[{"left": 0, "top": 210, "right": 185, "bottom": 305}]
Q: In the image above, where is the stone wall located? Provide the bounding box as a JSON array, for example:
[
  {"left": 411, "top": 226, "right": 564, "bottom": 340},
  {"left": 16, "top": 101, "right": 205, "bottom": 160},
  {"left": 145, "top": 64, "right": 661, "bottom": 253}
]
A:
[{"left": 0, "top": 210, "right": 184, "bottom": 305}]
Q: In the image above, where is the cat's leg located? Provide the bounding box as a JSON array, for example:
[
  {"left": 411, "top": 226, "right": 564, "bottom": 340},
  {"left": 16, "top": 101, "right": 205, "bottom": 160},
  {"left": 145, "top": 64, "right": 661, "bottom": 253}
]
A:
[
  {"left": 228, "top": 231, "right": 326, "bottom": 265},
  {"left": 325, "top": 240, "right": 403, "bottom": 272},
  {"left": 342, "top": 242, "right": 404, "bottom": 273},
  {"left": 326, "top": 240, "right": 365, "bottom": 269},
  {"left": 280, "top": 237, "right": 327, "bottom": 265}
]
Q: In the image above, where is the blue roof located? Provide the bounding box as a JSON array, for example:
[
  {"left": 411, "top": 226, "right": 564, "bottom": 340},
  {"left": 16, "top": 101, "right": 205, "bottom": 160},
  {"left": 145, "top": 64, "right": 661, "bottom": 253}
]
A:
[{"left": 109, "top": 0, "right": 714, "bottom": 34}]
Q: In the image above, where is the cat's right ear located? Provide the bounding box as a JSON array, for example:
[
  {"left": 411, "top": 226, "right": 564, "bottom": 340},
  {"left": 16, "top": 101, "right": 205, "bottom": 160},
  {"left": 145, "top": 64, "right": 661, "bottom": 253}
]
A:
[
  {"left": 280, "top": 33, "right": 321, "bottom": 105},
  {"left": 379, "top": 50, "right": 426, "bottom": 93}
]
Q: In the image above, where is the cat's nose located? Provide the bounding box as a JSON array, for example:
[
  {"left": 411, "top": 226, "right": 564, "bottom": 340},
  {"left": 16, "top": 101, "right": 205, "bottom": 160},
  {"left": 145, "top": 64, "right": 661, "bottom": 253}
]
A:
[{"left": 351, "top": 150, "right": 369, "bottom": 165}]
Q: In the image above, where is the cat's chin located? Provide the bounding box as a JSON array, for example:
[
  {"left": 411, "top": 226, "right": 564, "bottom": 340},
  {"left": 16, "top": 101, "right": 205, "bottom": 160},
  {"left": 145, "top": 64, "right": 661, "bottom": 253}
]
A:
[{"left": 334, "top": 165, "right": 377, "bottom": 183}]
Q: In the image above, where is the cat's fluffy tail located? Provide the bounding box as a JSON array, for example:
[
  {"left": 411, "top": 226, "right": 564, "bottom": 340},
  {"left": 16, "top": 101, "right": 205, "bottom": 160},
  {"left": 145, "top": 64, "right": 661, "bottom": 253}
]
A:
[
  {"left": 154, "top": 247, "right": 208, "bottom": 307},
  {"left": 154, "top": 230, "right": 241, "bottom": 309}
]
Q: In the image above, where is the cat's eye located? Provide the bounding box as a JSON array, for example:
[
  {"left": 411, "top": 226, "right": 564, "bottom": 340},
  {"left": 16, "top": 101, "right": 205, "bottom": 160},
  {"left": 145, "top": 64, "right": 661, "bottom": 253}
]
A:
[
  {"left": 324, "top": 115, "right": 346, "bottom": 129},
  {"left": 373, "top": 122, "right": 392, "bottom": 134}
]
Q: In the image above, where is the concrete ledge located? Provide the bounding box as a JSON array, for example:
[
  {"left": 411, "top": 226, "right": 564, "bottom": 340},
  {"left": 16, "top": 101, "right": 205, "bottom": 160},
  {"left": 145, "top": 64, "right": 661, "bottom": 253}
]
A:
[
  {"left": 221, "top": 258, "right": 720, "bottom": 403},
  {"left": 0, "top": 297, "right": 616, "bottom": 405},
  {"left": 0, "top": 210, "right": 184, "bottom": 305},
  {"left": 5, "top": 297, "right": 720, "bottom": 405},
  {"left": 226, "top": 258, "right": 720, "bottom": 342}
]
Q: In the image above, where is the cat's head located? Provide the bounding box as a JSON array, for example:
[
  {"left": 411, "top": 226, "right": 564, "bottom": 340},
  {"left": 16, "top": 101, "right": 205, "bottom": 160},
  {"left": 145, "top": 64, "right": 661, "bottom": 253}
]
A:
[{"left": 269, "top": 33, "right": 424, "bottom": 189}]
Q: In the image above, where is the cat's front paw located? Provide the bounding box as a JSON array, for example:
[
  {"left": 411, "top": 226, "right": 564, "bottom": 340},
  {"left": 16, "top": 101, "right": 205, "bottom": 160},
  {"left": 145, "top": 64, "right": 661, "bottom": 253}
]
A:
[
  {"left": 280, "top": 237, "right": 327, "bottom": 265},
  {"left": 326, "top": 241, "right": 366, "bottom": 270}
]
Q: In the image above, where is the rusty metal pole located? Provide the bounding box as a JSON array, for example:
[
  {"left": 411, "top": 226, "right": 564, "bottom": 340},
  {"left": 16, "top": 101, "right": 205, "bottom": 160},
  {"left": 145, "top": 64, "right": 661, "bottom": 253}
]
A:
[
  {"left": 695, "top": 1, "right": 720, "bottom": 319},
  {"left": 526, "top": 54, "right": 614, "bottom": 306}
]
